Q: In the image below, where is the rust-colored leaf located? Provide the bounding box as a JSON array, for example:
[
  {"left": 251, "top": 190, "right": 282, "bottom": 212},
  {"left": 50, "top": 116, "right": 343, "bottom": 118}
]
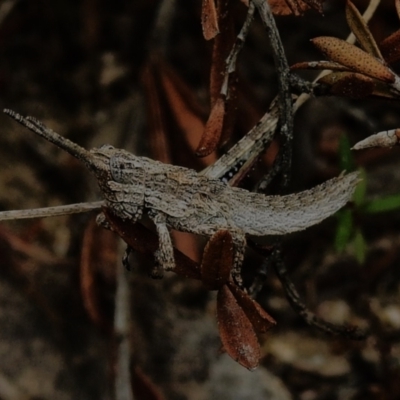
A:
[
  {"left": 227, "top": 281, "right": 276, "bottom": 333},
  {"left": 291, "top": 60, "right": 352, "bottom": 72},
  {"left": 200, "top": 230, "right": 233, "bottom": 290},
  {"left": 196, "top": 97, "right": 225, "bottom": 157},
  {"left": 202, "top": 0, "right": 219, "bottom": 40},
  {"left": 302, "top": 0, "right": 324, "bottom": 13},
  {"left": 371, "top": 80, "right": 400, "bottom": 99},
  {"left": 320, "top": 72, "right": 375, "bottom": 99},
  {"left": 381, "top": 30, "right": 400, "bottom": 65},
  {"left": 157, "top": 59, "right": 217, "bottom": 166},
  {"left": 208, "top": 0, "right": 237, "bottom": 149},
  {"left": 269, "top": 0, "right": 323, "bottom": 16},
  {"left": 210, "top": 0, "right": 234, "bottom": 105},
  {"left": 346, "top": 0, "right": 383, "bottom": 60},
  {"left": 217, "top": 284, "right": 260, "bottom": 370},
  {"left": 80, "top": 218, "right": 117, "bottom": 331},
  {"left": 269, "top": 0, "right": 304, "bottom": 16},
  {"left": 312, "top": 36, "right": 395, "bottom": 83},
  {"left": 103, "top": 208, "right": 201, "bottom": 280}
]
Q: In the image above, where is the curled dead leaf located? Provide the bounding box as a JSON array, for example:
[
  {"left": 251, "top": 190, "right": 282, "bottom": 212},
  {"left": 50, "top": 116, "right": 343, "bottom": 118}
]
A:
[
  {"left": 201, "top": 230, "right": 233, "bottom": 290},
  {"left": 227, "top": 281, "right": 276, "bottom": 333},
  {"left": 346, "top": 0, "right": 383, "bottom": 60},
  {"left": 320, "top": 72, "right": 375, "bottom": 99},
  {"left": 381, "top": 30, "right": 400, "bottom": 65},
  {"left": 312, "top": 36, "right": 395, "bottom": 83},
  {"left": 196, "top": 97, "right": 225, "bottom": 157},
  {"left": 217, "top": 284, "right": 260, "bottom": 370}
]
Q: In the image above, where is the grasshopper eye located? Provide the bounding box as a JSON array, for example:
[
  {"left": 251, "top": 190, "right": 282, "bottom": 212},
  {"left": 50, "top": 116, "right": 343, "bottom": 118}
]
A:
[{"left": 110, "top": 154, "right": 125, "bottom": 182}]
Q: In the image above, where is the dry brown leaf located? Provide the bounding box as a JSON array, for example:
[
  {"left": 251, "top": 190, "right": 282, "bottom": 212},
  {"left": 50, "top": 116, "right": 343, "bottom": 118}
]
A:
[
  {"left": 269, "top": 0, "right": 304, "bottom": 16},
  {"left": 312, "top": 37, "right": 395, "bottom": 83},
  {"left": 346, "top": 0, "right": 383, "bottom": 60},
  {"left": 381, "top": 30, "right": 400, "bottom": 65},
  {"left": 157, "top": 60, "right": 217, "bottom": 166},
  {"left": 103, "top": 208, "right": 202, "bottom": 280},
  {"left": 210, "top": 0, "right": 234, "bottom": 105},
  {"left": 196, "top": 97, "right": 225, "bottom": 157},
  {"left": 200, "top": 230, "right": 233, "bottom": 290},
  {"left": 217, "top": 284, "right": 260, "bottom": 370},
  {"left": 320, "top": 72, "right": 375, "bottom": 99},
  {"left": 396, "top": 0, "right": 400, "bottom": 21},
  {"left": 227, "top": 281, "right": 276, "bottom": 333},
  {"left": 269, "top": 0, "right": 323, "bottom": 16},
  {"left": 302, "top": 0, "right": 323, "bottom": 13},
  {"left": 202, "top": 0, "right": 220, "bottom": 40}
]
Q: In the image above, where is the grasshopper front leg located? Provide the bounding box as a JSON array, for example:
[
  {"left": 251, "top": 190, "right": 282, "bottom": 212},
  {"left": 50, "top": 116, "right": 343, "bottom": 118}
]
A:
[{"left": 148, "top": 211, "right": 175, "bottom": 278}]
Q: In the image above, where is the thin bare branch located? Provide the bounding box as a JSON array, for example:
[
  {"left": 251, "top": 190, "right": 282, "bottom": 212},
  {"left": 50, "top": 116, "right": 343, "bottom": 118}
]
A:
[
  {"left": 221, "top": 3, "right": 255, "bottom": 97},
  {"left": 0, "top": 201, "right": 104, "bottom": 221},
  {"left": 252, "top": 0, "right": 293, "bottom": 186},
  {"left": 114, "top": 241, "right": 134, "bottom": 400},
  {"left": 271, "top": 248, "right": 367, "bottom": 340}
]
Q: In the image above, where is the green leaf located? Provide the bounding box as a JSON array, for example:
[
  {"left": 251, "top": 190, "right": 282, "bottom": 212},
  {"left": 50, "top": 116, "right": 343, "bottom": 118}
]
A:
[
  {"left": 364, "top": 194, "right": 400, "bottom": 213},
  {"left": 353, "top": 228, "right": 367, "bottom": 264},
  {"left": 335, "top": 209, "right": 354, "bottom": 253},
  {"left": 353, "top": 168, "right": 367, "bottom": 207},
  {"left": 339, "top": 134, "right": 355, "bottom": 172}
]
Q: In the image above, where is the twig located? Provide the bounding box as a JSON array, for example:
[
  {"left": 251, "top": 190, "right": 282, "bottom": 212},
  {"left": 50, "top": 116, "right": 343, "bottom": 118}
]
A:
[
  {"left": 114, "top": 241, "right": 134, "bottom": 400},
  {"left": 221, "top": 2, "right": 255, "bottom": 98},
  {"left": 271, "top": 248, "right": 367, "bottom": 340},
  {"left": 0, "top": 201, "right": 104, "bottom": 221},
  {"left": 252, "top": 0, "right": 293, "bottom": 186},
  {"left": 201, "top": 98, "right": 279, "bottom": 181}
]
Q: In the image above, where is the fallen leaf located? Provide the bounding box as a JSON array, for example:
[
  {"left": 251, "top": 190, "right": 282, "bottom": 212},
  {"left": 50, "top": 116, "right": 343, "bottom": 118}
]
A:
[
  {"left": 217, "top": 284, "right": 260, "bottom": 370},
  {"left": 381, "top": 30, "right": 400, "bottom": 65},
  {"left": 202, "top": 0, "right": 220, "bottom": 40},
  {"left": 321, "top": 72, "right": 375, "bottom": 99},
  {"left": 346, "top": 0, "right": 383, "bottom": 60},
  {"left": 227, "top": 281, "right": 276, "bottom": 333},
  {"left": 200, "top": 230, "right": 233, "bottom": 290},
  {"left": 196, "top": 97, "right": 225, "bottom": 157}
]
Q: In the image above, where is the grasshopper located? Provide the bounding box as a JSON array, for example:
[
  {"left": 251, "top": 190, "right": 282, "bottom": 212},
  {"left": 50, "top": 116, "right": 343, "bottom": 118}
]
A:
[{"left": 3, "top": 109, "right": 359, "bottom": 283}]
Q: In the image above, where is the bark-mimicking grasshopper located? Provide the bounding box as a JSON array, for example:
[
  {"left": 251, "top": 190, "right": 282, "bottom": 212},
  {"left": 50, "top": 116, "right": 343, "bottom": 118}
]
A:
[{"left": 4, "top": 109, "right": 359, "bottom": 284}]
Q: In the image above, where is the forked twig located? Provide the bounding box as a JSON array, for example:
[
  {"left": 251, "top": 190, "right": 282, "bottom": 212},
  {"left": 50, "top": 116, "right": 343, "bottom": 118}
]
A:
[{"left": 271, "top": 248, "right": 367, "bottom": 340}]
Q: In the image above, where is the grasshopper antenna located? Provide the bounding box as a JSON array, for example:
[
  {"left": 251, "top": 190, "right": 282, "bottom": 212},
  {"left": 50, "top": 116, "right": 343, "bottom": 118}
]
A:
[{"left": 3, "top": 109, "right": 94, "bottom": 166}]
